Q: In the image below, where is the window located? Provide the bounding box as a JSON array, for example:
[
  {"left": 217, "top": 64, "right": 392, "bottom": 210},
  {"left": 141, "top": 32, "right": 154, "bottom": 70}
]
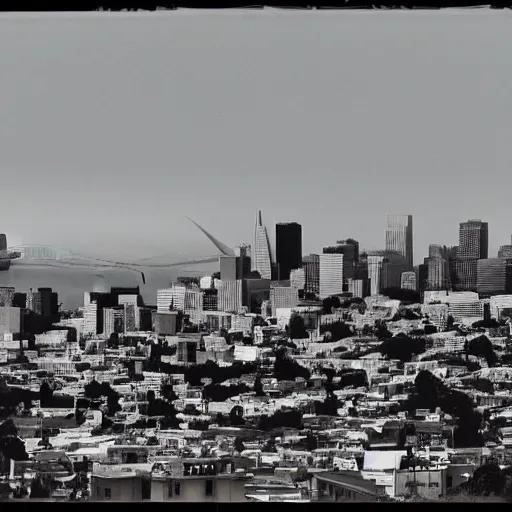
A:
[
  {"left": 447, "top": 476, "right": 453, "bottom": 488},
  {"left": 104, "top": 488, "right": 111, "bottom": 500},
  {"left": 168, "top": 482, "right": 173, "bottom": 498},
  {"left": 142, "top": 479, "right": 151, "bottom": 500},
  {"left": 174, "top": 482, "right": 181, "bottom": 496},
  {"left": 205, "top": 480, "right": 214, "bottom": 496},
  {"left": 429, "top": 482, "right": 439, "bottom": 488}
]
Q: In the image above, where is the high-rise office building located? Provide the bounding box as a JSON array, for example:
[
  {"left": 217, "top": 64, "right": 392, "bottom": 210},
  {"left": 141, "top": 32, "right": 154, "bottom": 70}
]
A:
[
  {"left": 217, "top": 279, "right": 243, "bottom": 313},
  {"left": 0, "top": 306, "right": 21, "bottom": 334},
  {"left": 252, "top": 210, "right": 272, "bottom": 280},
  {"left": 425, "top": 245, "right": 456, "bottom": 291},
  {"left": 234, "top": 244, "right": 251, "bottom": 280},
  {"left": 385, "top": 214, "right": 413, "bottom": 269},
  {"left": 202, "top": 289, "right": 218, "bottom": 311},
  {"left": 103, "top": 306, "right": 124, "bottom": 337},
  {"left": 323, "top": 239, "right": 359, "bottom": 281},
  {"left": 498, "top": 244, "right": 512, "bottom": 259},
  {"left": 290, "top": 268, "right": 305, "bottom": 291},
  {"left": 477, "top": 258, "right": 512, "bottom": 296},
  {"left": 303, "top": 254, "right": 320, "bottom": 296},
  {"left": 319, "top": 253, "right": 344, "bottom": 299},
  {"left": 454, "top": 220, "right": 488, "bottom": 291},
  {"left": 275, "top": 222, "right": 302, "bottom": 281},
  {"left": 0, "top": 287, "right": 14, "bottom": 307},
  {"left": 458, "top": 220, "right": 488, "bottom": 260},
  {"left": 401, "top": 271, "right": 417, "bottom": 291},
  {"left": 0, "top": 234, "right": 6, "bottom": 251},
  {"left": 219, "top": 255, "right": 237, "bottom": 281}
]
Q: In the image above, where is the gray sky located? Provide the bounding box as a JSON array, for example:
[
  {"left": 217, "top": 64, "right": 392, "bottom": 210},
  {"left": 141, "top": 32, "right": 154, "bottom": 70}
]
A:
[{"left": 1, "top": 10, "right": 511, "bottom": 264}]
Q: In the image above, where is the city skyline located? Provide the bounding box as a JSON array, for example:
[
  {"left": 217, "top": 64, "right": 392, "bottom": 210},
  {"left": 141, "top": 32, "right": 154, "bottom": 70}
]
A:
[{"left": 1, "top": 12, "right": 512, "bottom": 262}]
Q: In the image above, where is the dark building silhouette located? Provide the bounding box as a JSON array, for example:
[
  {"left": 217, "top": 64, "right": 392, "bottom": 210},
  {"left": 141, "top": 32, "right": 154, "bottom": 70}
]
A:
[
  {"left": 418, "top": 260, "right": 429, "bottom": 296},
  {"left": 110, "top": 287, "right": 143, "bottom": 306},
  {"left": 139, "top": 306, "right": 156, "bottom": 331},
  {"left": 0, "top": 234, "right": 6, "bottom": 251},
  {"left": 12, "top": 293, "right": 27, "bottom": 309},
  {"left": 89, "top": 292, "right": 111, "bottom": 335},
  {"left": 323, "top": 239, "right": 360, "bottom": 281},
  {"left": 275, "top": 222, "right": 302, "bottom": 281},
  {"left": 234, "top": 245, "right": 251, "bottom": 280}
]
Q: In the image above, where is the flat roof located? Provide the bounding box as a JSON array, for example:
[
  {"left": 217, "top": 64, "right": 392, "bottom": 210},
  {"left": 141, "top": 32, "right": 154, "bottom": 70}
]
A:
[{"left": 315, "top": 471, "right": 379, "bottom": 497}]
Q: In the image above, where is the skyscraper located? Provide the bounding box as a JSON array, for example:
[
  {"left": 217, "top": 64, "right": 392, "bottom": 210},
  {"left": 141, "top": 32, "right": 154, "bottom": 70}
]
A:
[
  {"left": 219, "top": 255, "right": 237, "bottom": 281},
  {"left": 458, "top": 220, "right": 488, "bottom": 260},
  {"left": 0, "top": 234, "right": 6, "bottom": 251},
  {"left": 453, "top": 219, "right": 488, "bottom": 292},
  {"left": 252, "top": 210, "right": 272, "bottom": 280},
  {"left": 385, "top": 214, "right": 413, "bottom": 269},
  {"left": 319, "top": 253, "right": 344, "bottom": 299},
  {"left": 303, "top": 254, "right": 320, "bottom": 296},
  {"left": 477, "top": 258, "right": 512, "bottom": 296},
  {"left": 234, "top": 244, "right": 251, "bottom": 280},
  {"left": 275, "top": 222, "right": 302, "bottom": 281},
  {"left": 323, "top": 239, "right": 359, "bottom": 281}
]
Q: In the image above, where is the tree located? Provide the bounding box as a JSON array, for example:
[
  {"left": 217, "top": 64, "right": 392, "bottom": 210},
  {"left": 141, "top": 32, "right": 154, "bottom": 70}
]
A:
[
  {"left": 375, "top": 322, "right": 392, "bottom": 340},
  {"left": 322, "top": 296, "right": 341, "bottom": 314},
  {"left": 84, "top": 380, "right": 103, "bottom": 399},
  {"left": 294, "top": 466, "right": 308, "bottom": 483},
  {"left": 305, "top": 433, "right": 318, "bottom": 451},
  {"left": 254, "top": 375, "right": 266, "bottom": 397},
  {"left": 468, "top": 335, "right": 497, "bottom": 367},
  {"left": 39, "top": 382, "right": 53, "bottom": 408},
  {"left": 472, "top": 378, "right": 494, "bottom": 395},
  {"left": 380, "top": 287, "right": 420, "bottom": 304},
  {"left": 407, "top": 370, "right": 483, "bottom": 448},
  {"left": 379, "top": 335, "right": 426, "bottom": 363},
  {"left": 161, "top": 383, "right": 178, "bottom": 401},
  {"left": 234, "top": 436, "right": 245, "bottom": 453},
  {"left": 273, "top": 349, "right": 310, "bottom": 382},
  {"left": 320, "top": 321, "right": 353, "bottom": 342},
  {"left": 0, "top": 419, "right": 29, "bottom": 462},
  {"left": 288, "top": 314, "right": 309, "bottom": 339}
]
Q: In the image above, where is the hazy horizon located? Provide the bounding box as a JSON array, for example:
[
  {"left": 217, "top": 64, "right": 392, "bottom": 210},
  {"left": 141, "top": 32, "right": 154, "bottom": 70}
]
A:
[{"left": 2, "top": 10, "right": 512, "bottom": 264}]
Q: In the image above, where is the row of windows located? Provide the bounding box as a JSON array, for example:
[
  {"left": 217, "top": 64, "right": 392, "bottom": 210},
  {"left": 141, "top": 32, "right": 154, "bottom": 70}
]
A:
[
  {"left": 98, "top": 479, "right": 216, "bottom": 501},
  {"left": 168, "top": 480, "right": 214, "bottom": 498}
]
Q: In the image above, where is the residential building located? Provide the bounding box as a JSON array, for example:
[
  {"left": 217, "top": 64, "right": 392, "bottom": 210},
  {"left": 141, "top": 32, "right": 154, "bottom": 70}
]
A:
[{"left": 91, "top": 458, "right": 250, "bottom": 502}]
